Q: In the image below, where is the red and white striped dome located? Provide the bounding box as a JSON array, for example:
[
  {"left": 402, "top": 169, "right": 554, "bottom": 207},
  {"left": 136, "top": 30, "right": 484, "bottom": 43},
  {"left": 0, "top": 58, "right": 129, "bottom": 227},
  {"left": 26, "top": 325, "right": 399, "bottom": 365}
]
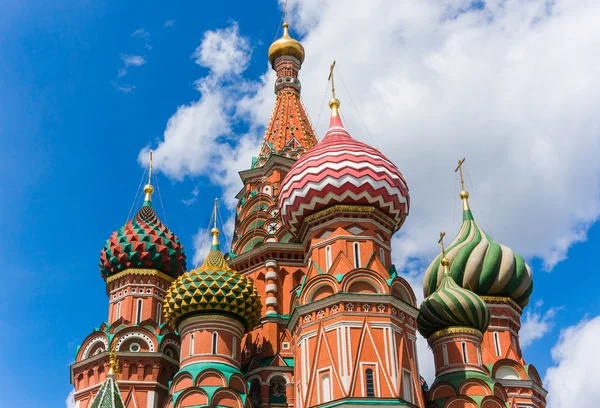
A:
[{"left": 279, "top": 111, "right": 410, "bottom": 236}]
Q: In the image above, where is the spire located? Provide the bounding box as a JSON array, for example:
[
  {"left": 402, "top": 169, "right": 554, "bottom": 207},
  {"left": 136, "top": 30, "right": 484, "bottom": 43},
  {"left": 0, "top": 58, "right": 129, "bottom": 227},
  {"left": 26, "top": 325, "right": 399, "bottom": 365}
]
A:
[
  {"left": 210, "top": 198, "right": 220, "bottom": 251},
  {"left": 328, "top": 60, "right": 343, "bottom": 128},
  {"left": 107, "top": 343, "right": 120, "bottom": 378},
  {"left": 438, "top": 231, "right": 450, "bottom": 273},
  {"left": 88, "top": 343, "right": 125, "bottom": 408},
  {"left": 143, "top": 150, "right": 154, "bottom": 206},
  {"left": 455, "top": 157, "right": 471, "bottom": 215}
]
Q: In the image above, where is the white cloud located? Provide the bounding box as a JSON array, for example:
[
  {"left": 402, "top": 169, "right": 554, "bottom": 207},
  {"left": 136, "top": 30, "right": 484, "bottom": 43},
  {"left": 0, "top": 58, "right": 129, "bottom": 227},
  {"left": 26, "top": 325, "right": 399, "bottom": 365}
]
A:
[
  {"left": 545, "top": 316, "right": 600, "bottom": 407},
  {"left": 66, "top": 389, "right": 76, "bottom": 408},
  {"left": 192, "top": 22, "right": 252, "bottom": 78},
  {"left": 164, "top": 19, "right": 175, "bottom": 28},
  {"left": 120, "top": 54, "right": 146, "bottom": 67},
  {"left": 520, "top": 300, "right": 561, "bottom": 347},
  {"left": 131, "top": 28, "right": 149, "bottom": 40},
  {"left": 181, "top": 187, "right": 200, "bottom": 206},
  {"left": 192, "top": 227, "right": 211, "bottom": 267},
  {"left": 147, "top": 1, "right": 600, "bottom": 279},
  {"left": 112, "top": 82, "right": 135, "bottom": 94}
]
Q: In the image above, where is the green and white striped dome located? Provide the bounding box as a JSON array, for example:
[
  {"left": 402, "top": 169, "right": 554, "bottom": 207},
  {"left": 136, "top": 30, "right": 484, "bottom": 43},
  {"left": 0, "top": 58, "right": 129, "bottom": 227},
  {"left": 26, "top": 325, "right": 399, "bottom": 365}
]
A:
[
  {"left": 418, "top": 262, "right": 491, "bottom": 339},
  {"left": 423, "top": 195, "right": 533, "bottom": 308}
]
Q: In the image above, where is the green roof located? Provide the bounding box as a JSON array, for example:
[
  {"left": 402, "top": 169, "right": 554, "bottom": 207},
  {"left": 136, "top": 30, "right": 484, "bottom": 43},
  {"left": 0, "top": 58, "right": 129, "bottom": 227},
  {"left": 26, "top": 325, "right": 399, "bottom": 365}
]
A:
[{"left": 89, "top": 375, "right": 124, "bottom": 408}]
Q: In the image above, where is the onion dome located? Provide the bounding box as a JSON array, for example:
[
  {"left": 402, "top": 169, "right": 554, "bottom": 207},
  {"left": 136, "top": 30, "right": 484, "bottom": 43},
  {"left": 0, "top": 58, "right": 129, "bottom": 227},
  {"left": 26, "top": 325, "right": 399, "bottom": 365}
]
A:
[
  {"left": 279, "top": 97, "right": 410, "bottom": 236},
  {"left": 423, "top": 190, "right": 533, "bottom": 308},
  {"left": 418, "top": 256, "right": 491, "bottom": 339},
  {"left": 268, "top": 22, "right": 305, "bottom": 67},
  {"left": 164, "top": 223, "right": 262, "bottom": 330},
  {"left": 99, "top": 179, "right": 187, "bottom": 280}
]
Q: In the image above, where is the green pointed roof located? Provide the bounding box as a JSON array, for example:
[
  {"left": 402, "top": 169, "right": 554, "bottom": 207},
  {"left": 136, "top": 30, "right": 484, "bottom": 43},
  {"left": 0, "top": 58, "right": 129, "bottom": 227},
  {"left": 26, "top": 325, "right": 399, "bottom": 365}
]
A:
[
  {"left": 89, "top": 374, "right": 124, "bottom": 408},
  {"left": 418, "top": 257, "right": 491, "bottom": 339},
  {"left": 423, "top": 193, "right": 533, "bottom": 308}
]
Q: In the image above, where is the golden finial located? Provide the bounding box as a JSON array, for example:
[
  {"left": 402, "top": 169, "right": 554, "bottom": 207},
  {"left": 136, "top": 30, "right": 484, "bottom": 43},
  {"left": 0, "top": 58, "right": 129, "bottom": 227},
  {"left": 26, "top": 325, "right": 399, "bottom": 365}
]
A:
[
  {"left": 438, "top": 232, "right": 450, "bottom": 273},
  {"left": 455, "top": 157, "right": 470, "bottom": 211},
  {"left": 267, "top": 3, "right": 305, "bottom": 68},
  {"left": 211, "top": 198, "right": 220, "bottom": 247},
  {"left": 143, "top": 150, "right": 154, "bottom": 204},
  {"left": 107, "top": 343, "right": 120, "bottom": 378},
  {"left": 328, "top": 60, "right": 340, "bottom": 117}
]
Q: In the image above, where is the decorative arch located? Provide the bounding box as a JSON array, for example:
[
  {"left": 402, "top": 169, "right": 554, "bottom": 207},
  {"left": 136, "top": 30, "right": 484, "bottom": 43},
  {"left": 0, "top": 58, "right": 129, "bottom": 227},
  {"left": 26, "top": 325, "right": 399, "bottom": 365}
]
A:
[
  {"left": 171, "top": 372, "right": 194, "bottom": 394},
  {"left": 390, "top": 278, "right": 417, "bottom": 307},
  {"left": 342, "top": 271, "right": 387, "bottom": 294},
  {"left": 526, "top": 364, "right": 543, "bottom": 385},
  {"left": 429, "top": 382, "right": 456, "bottom": 400},
  {"left": 458, "top": 379, "right": 492, "bottom": 396},
  {"left": 80, "top": 335, "right": 109, "bottom": 360},
  {"left": 491, "top": 359, "right": 527, "bottom": 380},
  {"left": 115, "top": 330, "right": 156, "bottom": 352},
  {"left": 300, "top": 275, "right": 339, "bottom": 304},
  {"left": 229, "top": 374, "right": 248, "bottom": 393},
  {"left": 481, "top": 396, "right": 507, "bottom": 408},
  {"left": 211, "top": 389, "right": 243, "bottom": 408},
  {"left": 196, "top": 369, "right": 226, "bottom": 387},
  {"left": 175, "top": 387, "right": 208, "bottom": 408},
  {"left": 445, "top": 396, "right": 478, "bottom": 408},
  {"left": 268, "top": 374, "right": 288, "bottom": 404}
]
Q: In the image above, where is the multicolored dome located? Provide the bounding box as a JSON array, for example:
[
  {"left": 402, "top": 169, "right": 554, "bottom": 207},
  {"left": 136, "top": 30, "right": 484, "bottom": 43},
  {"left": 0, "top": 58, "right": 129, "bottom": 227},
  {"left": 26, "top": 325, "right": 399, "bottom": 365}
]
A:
[
  {"left": 164, "top": 227, "right": 262, "bottom": 330},
  {"left": 268, "top": 22, "right": 305, "bottom": 67},
  {"left": 99, "top": 184, "right": 187, "bottom": 280},
  {"left": 418, "top": 257, "right": 491, "bottom": 339},
  {"left": 423, "top": 192, "right": 533, "bottom": 308},
  {"left": 279, "top": 100, "right": 410, "bottom": 236}
]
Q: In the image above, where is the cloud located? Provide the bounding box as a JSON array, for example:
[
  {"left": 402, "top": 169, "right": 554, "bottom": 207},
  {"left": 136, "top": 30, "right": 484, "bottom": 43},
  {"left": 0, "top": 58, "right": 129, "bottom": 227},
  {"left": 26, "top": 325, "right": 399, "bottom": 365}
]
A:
[
  {"left": 192, "top": 227, "right": 210, "bottom": 267},
  {"left": 146, "top": 1, "right": 600, "bottom": 280},
  {"left": 181, "top": 187, "right": 200, "bottom": 206},
  {"left": 519, "top": 300, "right": 561, "bottom": 347},
  {"left": 192, "top": 22, "right": 252, "bottom": 78},
  {"left": 545, "top": 316, "right": 600, "bottom": 407},
  {"left": 140, "top": 21, "right": 261, "bottom": 209},
  {"left": 131, "top": 28, "right": 149, "bottom": 40},
  {"left": 120, "top": 54, "right": 146, "bottom": 67},
  {"left": 66, "top": 389, "right": 76, "bottom": 408},
  {"left": 164, "top": 19, "right": 175, "bottom": 28},
  {"left": 112, "top": 82, "right": 136, "bottom": 94}
]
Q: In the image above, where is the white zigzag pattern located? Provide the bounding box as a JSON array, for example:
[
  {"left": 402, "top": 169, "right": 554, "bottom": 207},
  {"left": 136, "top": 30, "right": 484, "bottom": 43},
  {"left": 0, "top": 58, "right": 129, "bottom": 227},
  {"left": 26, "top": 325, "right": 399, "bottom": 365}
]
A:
[{"left": 293, "top": 144, "right": 400, "bottom": 175}]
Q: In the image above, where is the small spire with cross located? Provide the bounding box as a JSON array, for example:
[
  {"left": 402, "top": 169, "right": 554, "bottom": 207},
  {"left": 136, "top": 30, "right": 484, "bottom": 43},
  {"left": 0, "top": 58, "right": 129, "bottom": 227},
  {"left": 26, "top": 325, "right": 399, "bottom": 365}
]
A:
[
  {"left": 328, "top": 60, "right": 340, "bottom": 117},
  {"left": 211, "top": 198, "right": 221, "bottom": 249},
  {"left": 107, "top": 342, "right": 120, "bottom": 378},
  {"left": 143, "top": 150, "right": 154, "bottom": 206},
  {"left": 438, "top": 231, "right": 450, "bottom": 273},
  {"left": 454, "top": 157, "right": 470, "bottom": 211}
]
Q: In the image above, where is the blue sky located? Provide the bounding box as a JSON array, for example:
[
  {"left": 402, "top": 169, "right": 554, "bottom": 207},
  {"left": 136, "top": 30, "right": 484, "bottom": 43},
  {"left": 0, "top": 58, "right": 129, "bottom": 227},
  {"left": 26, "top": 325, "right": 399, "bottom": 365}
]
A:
[{"left": 1, "top": 1, "right": 600, "bottom": 407}]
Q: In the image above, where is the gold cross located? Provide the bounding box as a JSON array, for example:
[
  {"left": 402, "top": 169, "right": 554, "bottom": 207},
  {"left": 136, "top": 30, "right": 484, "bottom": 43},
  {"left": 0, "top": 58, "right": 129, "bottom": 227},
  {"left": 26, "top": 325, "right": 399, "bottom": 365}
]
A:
[
  {"left": 455, "top": 157, "right": 466, "bottom": 191},
  {"left": 213, "top": 198, "right": 218, "bottom": 229},
  {"left": 328, "top": 60, "right": 337, "bottom": 100},
  {"left": 283, "top": 0, "right": 288, "bottom": 21},
  {"left": 148, "top": 150, "right": 153, "bottom": 185},
  {"left": 438, "top": 231, "right": 447, "bottom": 256}
]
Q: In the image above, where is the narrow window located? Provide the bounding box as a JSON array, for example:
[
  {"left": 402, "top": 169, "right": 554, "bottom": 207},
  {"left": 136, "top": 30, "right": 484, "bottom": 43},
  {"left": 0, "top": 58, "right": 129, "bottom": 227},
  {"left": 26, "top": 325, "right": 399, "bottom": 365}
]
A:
[
  {"left": 442, "top": 344, "right": 449, "bottom": 365},
  {"left": 365, "top": 368, "right": 375, "bottom": 397},
  {"left": 156, "top": 303, "right": 162, "bottom": 325},
  {"left": 462, "top": 342, "right": 468, "bottom": 363},
  {"left": 321, "top": 374, "right": 331, "bottom": 403},
  {"left": 494, "top": 332, "right": 502, "bottom": 356},
  {"left": 136, "top": 299, "right": 143, "bottom": 324},
  {"left": 402, "top": 370, "right": 413, "bottom": 403},
  {"left": 325, "top": 245, "right": 332, "bottom": 271},
  {"left": 212, "top": 332, "right": 218, "bottom": 354},
  {"left": 380, "top": 248, "right": 385, "bottom": 266},
  {"left": 190, "top": 334, "right": 195, "bottom": 356},
  {"left": 232, "top": 337, "right": 237, "bottom": 359},
  {"left": 353, "top": 242, "right": 361, "bottom": 268},
  {"left": 115, "top": 302, "right": 121, "bottom": 320}
]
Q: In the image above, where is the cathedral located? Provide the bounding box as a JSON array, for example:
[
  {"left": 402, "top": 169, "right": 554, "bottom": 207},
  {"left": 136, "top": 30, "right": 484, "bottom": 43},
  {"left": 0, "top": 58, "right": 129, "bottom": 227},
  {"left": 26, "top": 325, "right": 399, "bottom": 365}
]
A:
[{"left": 69, "top": 20, "right": 548, "bottom": 408}]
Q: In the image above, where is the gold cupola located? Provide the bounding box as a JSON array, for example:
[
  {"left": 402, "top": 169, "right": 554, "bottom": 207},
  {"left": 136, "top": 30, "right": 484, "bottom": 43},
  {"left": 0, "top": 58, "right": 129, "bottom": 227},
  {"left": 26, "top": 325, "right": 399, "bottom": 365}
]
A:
[{"left": 268, "top": 22, "right": 305, "bottom": 67}]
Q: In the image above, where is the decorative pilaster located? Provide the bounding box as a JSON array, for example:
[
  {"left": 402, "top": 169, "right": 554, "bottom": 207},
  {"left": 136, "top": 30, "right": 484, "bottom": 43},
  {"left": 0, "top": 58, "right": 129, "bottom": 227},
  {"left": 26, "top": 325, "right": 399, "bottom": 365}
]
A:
[{"left": 265, "top": 260, "right": 279, "bottom": 316}]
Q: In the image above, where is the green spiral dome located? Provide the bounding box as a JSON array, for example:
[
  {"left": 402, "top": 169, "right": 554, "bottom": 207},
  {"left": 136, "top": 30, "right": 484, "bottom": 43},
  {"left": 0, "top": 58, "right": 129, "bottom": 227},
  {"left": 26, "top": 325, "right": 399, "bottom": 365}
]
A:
[
  {"left": 423, "top": 197, "right": 533, "bottom": 308},
  {"left": 418, "top": 266, "right": 491, "bottom": 339}
]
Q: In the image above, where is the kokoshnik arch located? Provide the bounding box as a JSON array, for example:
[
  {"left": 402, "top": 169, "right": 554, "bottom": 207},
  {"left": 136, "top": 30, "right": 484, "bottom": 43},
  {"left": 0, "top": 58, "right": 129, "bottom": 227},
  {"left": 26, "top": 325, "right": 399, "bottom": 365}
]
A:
[{"left": 70, "top": 18, "right": 547, "bottom": 408}]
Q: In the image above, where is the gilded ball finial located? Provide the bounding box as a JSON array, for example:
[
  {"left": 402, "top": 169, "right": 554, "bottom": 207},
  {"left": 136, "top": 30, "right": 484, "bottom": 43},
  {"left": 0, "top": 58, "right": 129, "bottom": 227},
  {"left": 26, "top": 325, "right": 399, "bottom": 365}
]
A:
[
  {"left": 441, "top": 257, "right": 450, "bottom": 267},
  {"left": 144, "top": 184, "right": 154, "bottom": 194},
  {"left": 460, "top": 190, "right": 469, "bottom": 200}
]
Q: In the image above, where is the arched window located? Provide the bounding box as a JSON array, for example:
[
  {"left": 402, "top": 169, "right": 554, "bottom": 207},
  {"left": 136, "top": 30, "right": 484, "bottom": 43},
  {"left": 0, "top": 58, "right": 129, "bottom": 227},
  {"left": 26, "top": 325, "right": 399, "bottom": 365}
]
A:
[
  {"left": 156, "top": 303, "right": 162, "bottom": 325},
  {"left": 494, "top": 332, "right": 502, "bottom": 356},
  {"left": 496, "top": 366, "right": 520, "bottom": 380},
  {"left": 321, "top": 374, "right": 331, "bottom": 403},
  {"left": 232, "top": 337, "right": 237, "bottom": 359},
  {"left": 325, "top": 245, "right": 332, "bottom": 271},
  {"left": 442, "top": 344, "right": 449, "bottom": 365},
  {"left": 353, "top": 242, "right": 361, "bottom": 268},
  {"left": 212, "top": 332, "right": 218, "bottom": 354},
  {"left": 136, "top": 299, "right": 143, "bottom": 324},
  {"left": 190, "top": 334, "right": 195, "bottom": 356},
  {"left": 462, "top": 342, "right": 468, "bottom": 363},
  {"left": 380, "top": 248, "right": 385, "bottom": 266},
  {"left": 115, "top": 302, "right": 121, "bottom": 320},
  {"left": 365, "top": 368, "right": 375, "bottom": 397}
]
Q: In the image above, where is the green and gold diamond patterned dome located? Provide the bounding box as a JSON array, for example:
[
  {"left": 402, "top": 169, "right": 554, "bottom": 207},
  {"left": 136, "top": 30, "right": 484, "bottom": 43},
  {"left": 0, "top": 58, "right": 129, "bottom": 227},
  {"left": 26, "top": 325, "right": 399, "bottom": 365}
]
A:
[{"left": 164, "top": 226, "right": 262, "bottom": 330}]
